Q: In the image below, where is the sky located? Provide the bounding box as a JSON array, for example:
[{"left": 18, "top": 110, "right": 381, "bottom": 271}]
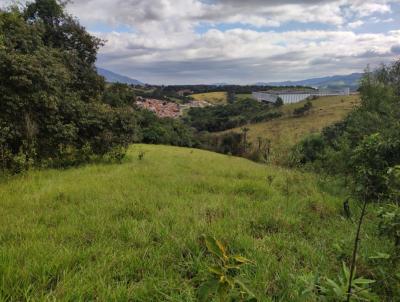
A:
[{"left": 2, "top": 0, "right": 400, "bottom": 84}]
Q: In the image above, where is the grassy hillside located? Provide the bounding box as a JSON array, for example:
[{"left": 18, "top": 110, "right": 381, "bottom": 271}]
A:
[
  {"left": 222, "top": 95, "right": 360, "bottom": 162},
  {"left": 190, "top": 92, "right": 227, "bottom": 104},
  {"left": 0, "top": 144, "right": 386, "bottom": 301},
  {"left": 235, "top": 93, "right": 253, "bottom": 101}
]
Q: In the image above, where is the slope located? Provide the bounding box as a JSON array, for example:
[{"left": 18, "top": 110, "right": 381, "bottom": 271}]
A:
[
  {"left": 221, "top": 95, "right": 360, "bottom": 162},
  {"left": 256, "top": 73, "right": 362, "bottom": 90},
  {"left": 0, "top": 144, "right": 385, "bottom": 301},
  {"left": 97, "top": 67, "right": 144, "bottom": 85}
]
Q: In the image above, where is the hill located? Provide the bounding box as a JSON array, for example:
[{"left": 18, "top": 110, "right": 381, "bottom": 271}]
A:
[
  {"left": 256, "top": 73, "right": 363, "bottom": 91},
  {"left": 0, "top": 144, "right": 386, "bottom": 300},
  {"left": 97, "top": 67, "right": 144, "bottom": 85},
  {"left": 219, "top": 95, "right": 360, "bottom": 163}
]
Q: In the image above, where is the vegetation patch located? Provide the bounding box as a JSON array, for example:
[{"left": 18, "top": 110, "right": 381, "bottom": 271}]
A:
[
  {"left": 0, "top": 144, "right": 391, "bottom": 300},
  {"left": 190, "top": 92, "right": 228, "bottom": 104}
]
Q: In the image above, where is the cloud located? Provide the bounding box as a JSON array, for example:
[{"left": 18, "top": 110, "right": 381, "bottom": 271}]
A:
[
  {"left": 95, "top": 28, "right": 400, "bottom": 84},
  {"left": 1, "top": 0, "right": 399, "bottom": 83},
  {"left": 348, "top": 20, "right": 364, "bottom": 29},
  {"left": 64, "top": 0, "right": 396, "bottom": 34}
]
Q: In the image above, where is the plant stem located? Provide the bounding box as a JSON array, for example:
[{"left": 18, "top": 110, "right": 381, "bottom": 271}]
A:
[{"left": 346, "top": 197, "right": 368, "bottom": 302}]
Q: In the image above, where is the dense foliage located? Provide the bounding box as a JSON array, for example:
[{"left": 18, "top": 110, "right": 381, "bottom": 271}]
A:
[
  {"left": 102, "top": 83, "right": 136, "bottom": 107},
  {"left": 137, "top": 110, "right": 197, "bottom": 147},
  {"left": 0, "top": 1, "right": 138, "bottom": 170},
  {"left": 293, "top": 100, "right": 313, "bottom": 116},
  {"left": 293, "top": 60, "right": 400, "bottom": 201},
  {"left": 185, "top": 98, "right": 282, "bottom": 132},
  {"left": 0, "top": 1, "right": 198, "bottom": 172}
]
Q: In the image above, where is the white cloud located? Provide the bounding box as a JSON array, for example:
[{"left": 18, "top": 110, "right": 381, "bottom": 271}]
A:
[
  {"left": 1, "top": 0, "right": 399, "bottom": 83},
  {"left": 348, "top": 20, "right": 364, "bottom": 29},
  {"left": 95, "top": 27, "right": 400, "bottom": 84}
]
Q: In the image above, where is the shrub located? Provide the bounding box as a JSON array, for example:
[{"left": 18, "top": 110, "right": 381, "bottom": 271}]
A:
[
  {"left": 350, "top": 134, "right": 400, "bottom": 201},
  {"left": 198, "top": 235, "right": 257, "bottom": 302},
  {"left": 293, "top": 100, "right": 313, "bottom": 116}
]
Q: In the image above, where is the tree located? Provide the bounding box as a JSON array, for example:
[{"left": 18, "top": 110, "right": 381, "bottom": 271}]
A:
[
  {"left": 274, "top": 97, "right": 284, "bottom": 107},
  {"left": 0, "top": 0, "right": 138, "bottom": 170},
  {"left": 227, "top": 90, "right": 236, "bottom": 104},
  {"left": 103, "top": 83, "right": 136, "bottom": 107}
]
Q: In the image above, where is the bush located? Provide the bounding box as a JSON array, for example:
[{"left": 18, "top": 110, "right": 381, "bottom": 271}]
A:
[
  {"left": 293, "top": 100, "right": 313, "bottom": 116},
  {"left": 350, "top": 134, "right": 400, "bottom": 200}
]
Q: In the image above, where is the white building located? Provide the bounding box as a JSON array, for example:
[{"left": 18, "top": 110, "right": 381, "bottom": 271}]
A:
[{"left": 252, "top": 88, "right": 350, "bottom": 104}]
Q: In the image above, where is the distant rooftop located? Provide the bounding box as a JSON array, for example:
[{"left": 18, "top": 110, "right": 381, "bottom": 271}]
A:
[{"left": 261, "top": 89, "right": 317, "bottom": 95}]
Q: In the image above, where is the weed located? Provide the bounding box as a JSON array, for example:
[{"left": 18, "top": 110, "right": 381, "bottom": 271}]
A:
[{"left": 198, "top": 235, "right": 257, "bottom": 302}]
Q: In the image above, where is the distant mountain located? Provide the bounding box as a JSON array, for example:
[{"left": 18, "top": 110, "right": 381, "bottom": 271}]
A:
[
  {"left": 256, "top": 73, "right": 363, "bottom": 90},
  {"left": 211, "top": 83, "right": 229, "bottom": 86},
  {"left": 97, "top": 67, "right": 144, "bottom": 85}
]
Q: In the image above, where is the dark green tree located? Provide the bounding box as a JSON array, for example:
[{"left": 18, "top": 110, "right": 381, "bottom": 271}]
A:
[
  {"left": 274, "top": 97, "right": 284, "bottom": 107},
  {"left": 0, "top": 1, "right": 138, "bottom": 170}
]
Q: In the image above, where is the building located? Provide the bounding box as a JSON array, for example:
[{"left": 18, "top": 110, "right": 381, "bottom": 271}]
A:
[
  {"left": 135, "top": 98, "right": 181, "bottom": 118},
  {"left": 252, "top": 88, "right": 350, "bottom": 104}
]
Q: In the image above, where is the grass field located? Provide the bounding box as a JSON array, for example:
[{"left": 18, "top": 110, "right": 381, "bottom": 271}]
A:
[
  {"left": 190, "top": 92, "right": 227, "bottom": 104},
  {"left": 235, "top": 93, "right": 253, "bottom": 101},
  {"left": 0, "top": 144, "right": 387, "bottom": 301},
  {"left": 222, "top": 95, "right": 360, "bottom": 163}
]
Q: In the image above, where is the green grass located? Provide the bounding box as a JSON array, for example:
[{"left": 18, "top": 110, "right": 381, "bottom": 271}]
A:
[
  {"left": 0, "top": 144, "right": 387, "bottom": 301},
  {"left": 190, "top": 92, "right": 227, "bottom": 104},
  {"left": 235, "top": 93, "right": 254, "bottom": 101},
  {"left": 220, "top": 95, "right": 360, "bottom": 163}
]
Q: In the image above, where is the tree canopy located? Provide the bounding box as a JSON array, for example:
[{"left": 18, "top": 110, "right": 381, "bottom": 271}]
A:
[{"left": 0, "top": 0, "right": 137, "bottom": 170}]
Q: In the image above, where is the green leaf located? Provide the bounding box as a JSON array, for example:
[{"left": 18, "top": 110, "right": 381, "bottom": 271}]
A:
[
  {"left": 326, "top": 278, "right": 342, "bottom": 293},
  {"left": 232, "top": 255, "right": 253, "bottom": 264},
  {"left": 353, "top": 277, "right": 375, "bottom": 285},
  {"left": 197, "top": 279, "right": 219, "bottom": 302},
  {"left": 204, "top": 235, "right": 227, "bottom": 260},
  {"left": 209, "top": 266, "right": 224, "bottom": 276},
  {"left": 369, "top": 252, "right": 390, "bottom": 260},
  {"left": 342, "top": 262, "right": 350, "bottom": 281},
  {"left": 225, "top": 264, "right": 241, "bottom": 271},
  {"left": 234, "top": 278, "right": 257, "bottom": 298}
]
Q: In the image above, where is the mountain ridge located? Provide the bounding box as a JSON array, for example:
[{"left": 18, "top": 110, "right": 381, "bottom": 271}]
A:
[
  {"left": 97, "top": 67, "right": 144, "bottom": 85},
  {"left": 256, "top": 73, "right": 363, "bottom": 90}
]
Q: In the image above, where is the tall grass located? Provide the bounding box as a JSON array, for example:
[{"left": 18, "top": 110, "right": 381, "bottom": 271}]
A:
[{"left": 0, "top": 145, "right": 389, "bottom": 300}]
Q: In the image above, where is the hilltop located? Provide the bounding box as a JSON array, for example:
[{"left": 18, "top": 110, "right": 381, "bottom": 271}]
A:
[
  {"left": 0, "top": 144, "right": 386, "bottom": 300},
  {"left": 97, "top": 67, "right": 144, "bottom": 85},
  {"left": 256, "top": 73, "right": 362, "bottom": 91}
]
